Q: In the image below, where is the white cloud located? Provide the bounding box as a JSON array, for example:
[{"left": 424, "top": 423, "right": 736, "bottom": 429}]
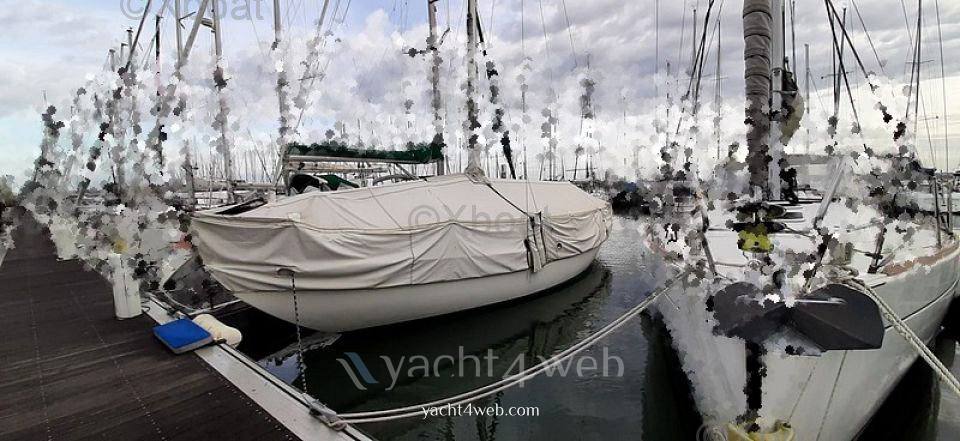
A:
[{"left": 2, "top": 0, "right": 960, "bottom": 183}]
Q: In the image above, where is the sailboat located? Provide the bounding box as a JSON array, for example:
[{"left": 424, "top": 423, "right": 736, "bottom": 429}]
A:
[
  {"left": 649, "top": 1, "right": 960, "bottom": 440},
  {"left": 189, "top": 0, "right": 612, "bottom": 332}
]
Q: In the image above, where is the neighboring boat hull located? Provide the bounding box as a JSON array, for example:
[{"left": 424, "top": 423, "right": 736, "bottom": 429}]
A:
[
  {"left": 233, "top": 247, "right": 600, "bottom": 332},
  {"left": 656, "top": 244, "right": 960, "bottom": 441},
  {"left": 898, "top": 190, "right": 960, "bottom": 214}
]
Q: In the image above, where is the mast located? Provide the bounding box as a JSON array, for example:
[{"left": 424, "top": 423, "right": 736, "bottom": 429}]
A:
[
  {"left": 175, "top": 0, "right": 184, "bottom": 66},
  {"left": 273, "top": 0, "right": 292, "bottom": 180},
  {"left": 127, "top": 27, "right": 135, "bottom": 66},
  {"left": 125, "top": 0, "right": 153, "bottom": 70},
  {"left": 154, "top": 12, "right": 164, "bottom": 168},
  {"left": 743, "top": 0, "right": 773, "bottom": 195},
  {"left": 428, "top": 0, "right": 445, "bottom": 175},
  {"left": 180, "top": 0, "right": 211, "bottom": 67},
  {"left": 464, "top": 0, "right": 483, "bottom": 178},
  {"left": 428, "top": 0, "right": 442, "bottom": 127},
  {"left": 211, "top": 0, "right": 236, "bottom": 203},
  {"left": 804, "top": 43, "right": 811, "bottom": 154},
  {"left": 769, "top": 0, "right": 784, "bottom": 199}
]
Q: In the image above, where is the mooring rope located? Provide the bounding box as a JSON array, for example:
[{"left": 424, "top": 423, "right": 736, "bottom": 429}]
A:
[
  {"left": 333, "top": 273, "right": 684, "bottom": 424},
  {"left": 848, "top": 278, "right": 960, "bottom": 397}
]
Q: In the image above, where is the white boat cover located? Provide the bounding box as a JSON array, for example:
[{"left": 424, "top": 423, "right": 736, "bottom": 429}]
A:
[{"left": 191, "top": 175, "right": 611, "bottom": 292}]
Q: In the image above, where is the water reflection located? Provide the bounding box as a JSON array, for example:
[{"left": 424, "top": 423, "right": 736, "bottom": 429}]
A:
[
  {"left": 861, "top": 325, "right": 960, "bottom": 440},
  {"left": 234, "top": 218, "right": 702, "bottom": 440}
]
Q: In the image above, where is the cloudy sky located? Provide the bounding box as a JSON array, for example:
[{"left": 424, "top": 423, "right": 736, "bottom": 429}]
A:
[{"left": 1, "top": 0, "right": 959, "bottom": 183}]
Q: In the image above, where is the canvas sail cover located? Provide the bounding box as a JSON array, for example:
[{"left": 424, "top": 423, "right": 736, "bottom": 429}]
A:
[{"left": 191, "top": 175, "right": 611, "bottom": 293}]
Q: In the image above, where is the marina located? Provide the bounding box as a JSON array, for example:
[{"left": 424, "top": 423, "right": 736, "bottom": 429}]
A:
[{"left": 4, "top": 209, "right": 960, "bottom": 440}]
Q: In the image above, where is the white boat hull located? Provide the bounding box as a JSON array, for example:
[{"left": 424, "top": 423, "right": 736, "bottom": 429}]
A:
[
  {"left": 233, "top": 247, "right": 601, "bottom": 332},
  {"left": 657, "top": 243, "right": 960, "bottom": 441}
]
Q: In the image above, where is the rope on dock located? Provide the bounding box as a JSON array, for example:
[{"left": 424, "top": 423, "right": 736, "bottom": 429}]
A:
[
  {"left": 850, "top": 278, "right": 960, "bottom": 397},
  {"left": 333, "top": 273, "right": 684, "bottom": 424}
]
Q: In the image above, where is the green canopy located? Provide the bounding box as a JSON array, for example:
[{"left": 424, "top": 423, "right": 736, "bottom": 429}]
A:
[{"left": 287, "top": 141, "right": 444, "bottom": 164}]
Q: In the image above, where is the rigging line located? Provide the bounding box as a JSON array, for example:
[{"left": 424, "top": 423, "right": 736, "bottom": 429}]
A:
[
  {"left": 339, "top": 0, "right": 352, "bottom": 23},
  {"left": 918, "top": 87, "right": 938, "bottom": 167},
  {"left": 284, "top": 0, "right": 303, "bottom": 31},
  {"left": 849, "top": 0, "right": 886, "bottom": 77},
  {"left": 827, "top": 1, "right": 840, "bottom": 119},
  {"left": 898, "top": 0, "right": 915, "bottom": 48},
  {"left": 559, "top": 0, "right": 579, "bottom": 68},
  {"left": 693, "top": 0, "right": 723, "bottom": 105},
  {"left": 825, "top": 0, "right": 899, "bottom": 132},
  {"left": 935, "top": 0, "right": 950, "bottom": 171},
  {"left": 289, "top": 0, "right": 344, "bottom": 137},
  {"left": 837, "top": 7, "right": 847, "bottom": 109},
  {"left": 911, "top": 0, "right": 923, "bottom": 139},
  {"left": 677, "top": 0, "right": 687, "bottom": 75},
  {"left": 688, "top": 0, "right": 714, "bottom": 97},
  {"left": 520, "top": 0, "right": 526, "bottom": 56},
  {"left": 672, "top": 0, "right": 722, "bottom": 166},
  {"left": 822, "top": 5, "right": 846, "bottom": 111},
  {"left": 488, "top": 0, "right": 497, "bottom": 44},
  {"left": 675, "top": 0, "right": 718, "bottom": 136},
  {"left": 537, "top": 0, "right": 555, "bottom": 85},
  {"left": 711, "top": 4, "right": 723, "bottom": 159},
  {"left": 826, "top": 4, "right": 866, "bottom": 150},
  {"left": 809, "top": 38, "right": 827, "bottom": 112},
  {"left": 790, "top": 0, "right": 796, "bottom": 70},
  {"left": 899, "top": 0, "right": 915, "bottom": 82}
]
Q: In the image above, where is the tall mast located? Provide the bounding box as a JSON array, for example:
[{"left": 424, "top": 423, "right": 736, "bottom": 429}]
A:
[
  {"left": 743, "top": 0, "right": 773, "bottom": 195},
  {"left": 211, "top": 0, "right": 236, "bottom": 203},
  {"left": 804, "top": 43, "right": 810, "bottom": 154},
  {"left": 428, "top": 0, "right": 445, "bottom": 175},
  {"left": 273, "top": 0, "right": 291, "bottom": 167},
  {"left": 769, "top": 0, "right": 784, "bottom": 199},
  {"left": 464, "top": 0, "right": 483, "bottom": 178},
  {"left": 155, "top": 12, "right": 164, "bottom": 168},
  {"left": 180, "top": 0, "right": 211, "bottom": 68},
  {"left": 127, "top": 27, "right": 135, "bottom": 66},
  {"left": 175, "top": 0, "right": 184, "bottom": 66},
  {"left": 428, "top": 0, "right": 442, "bottom": 127}
]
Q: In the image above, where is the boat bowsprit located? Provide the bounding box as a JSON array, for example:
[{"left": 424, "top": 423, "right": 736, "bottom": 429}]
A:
[{"left": 190, "top": 174, "right": 612, "bottom": 331}]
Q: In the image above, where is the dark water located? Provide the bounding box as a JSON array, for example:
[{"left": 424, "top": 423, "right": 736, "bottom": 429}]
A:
[
  {"left": 228, "top": 218, "right": 704, "bottom": 440},
  {"left": 224, "top": 216, "right": 960, "bottom": 440}
]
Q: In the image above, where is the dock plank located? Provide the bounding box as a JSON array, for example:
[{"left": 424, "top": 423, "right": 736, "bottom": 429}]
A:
[{"left": 0, "top": 211, "right": 298, "bottom": 441}]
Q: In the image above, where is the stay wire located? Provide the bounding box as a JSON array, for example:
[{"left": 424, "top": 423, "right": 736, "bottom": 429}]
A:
[{"left": 935, "top": 0, "right": 950, "bottom": 171}]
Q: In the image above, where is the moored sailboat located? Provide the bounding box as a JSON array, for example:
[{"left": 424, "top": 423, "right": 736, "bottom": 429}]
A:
[
  {"left": 189, "top": 0, "right": 612, "bottom": 332},
  {"left": 648, "top": 0, "right": 960, "bottom": 439}
]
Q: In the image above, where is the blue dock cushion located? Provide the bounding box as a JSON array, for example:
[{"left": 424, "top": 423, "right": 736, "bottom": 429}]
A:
[{"left": 153, "top": 319, "right": 213, "bottom": 354}]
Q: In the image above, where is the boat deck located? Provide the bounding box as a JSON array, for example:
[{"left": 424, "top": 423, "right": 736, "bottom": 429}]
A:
[{"left": 0, "top": 211, "right": 299, "bottom": 440}]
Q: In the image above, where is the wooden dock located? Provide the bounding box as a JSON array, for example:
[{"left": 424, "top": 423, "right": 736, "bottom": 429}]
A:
[{"left": 0, "top": 211, "right": 323, "bottom": 440}]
